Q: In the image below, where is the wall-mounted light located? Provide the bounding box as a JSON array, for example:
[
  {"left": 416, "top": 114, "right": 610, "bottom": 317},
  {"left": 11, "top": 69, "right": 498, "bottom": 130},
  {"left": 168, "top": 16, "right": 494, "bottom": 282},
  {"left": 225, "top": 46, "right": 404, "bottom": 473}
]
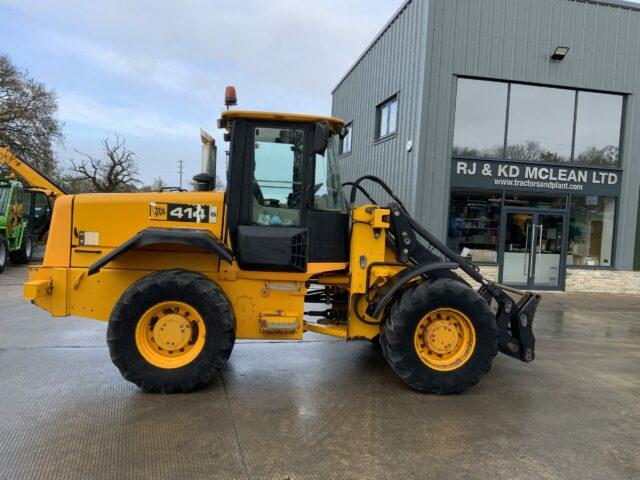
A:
[{"left": 551, "top": 46, "right": 570, "bottom": 61}]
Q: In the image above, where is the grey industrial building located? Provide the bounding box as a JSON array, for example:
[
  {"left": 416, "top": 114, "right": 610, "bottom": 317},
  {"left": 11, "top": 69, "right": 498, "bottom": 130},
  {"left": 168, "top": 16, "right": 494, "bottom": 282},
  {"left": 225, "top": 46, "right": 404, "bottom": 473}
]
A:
[{"left": 332, "top": 0, "right": 640, "bottom": 292}]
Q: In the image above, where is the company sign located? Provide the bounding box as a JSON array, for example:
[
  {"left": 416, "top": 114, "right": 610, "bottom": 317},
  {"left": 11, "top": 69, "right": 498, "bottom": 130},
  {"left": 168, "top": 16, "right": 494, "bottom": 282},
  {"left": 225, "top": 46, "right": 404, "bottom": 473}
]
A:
[{"left": 450, "top": 159, "right": 621, "bottom": 196}]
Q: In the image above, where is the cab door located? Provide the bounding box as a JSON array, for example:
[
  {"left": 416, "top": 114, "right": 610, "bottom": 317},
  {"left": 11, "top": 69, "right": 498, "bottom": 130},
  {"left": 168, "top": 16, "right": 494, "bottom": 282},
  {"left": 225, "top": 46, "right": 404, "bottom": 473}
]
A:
[
  {"left": 28, "top": 191, "right": 52, "bottom": 238},
  {"left": 234, "top": 122, "right": 311, "bottom": 272}
]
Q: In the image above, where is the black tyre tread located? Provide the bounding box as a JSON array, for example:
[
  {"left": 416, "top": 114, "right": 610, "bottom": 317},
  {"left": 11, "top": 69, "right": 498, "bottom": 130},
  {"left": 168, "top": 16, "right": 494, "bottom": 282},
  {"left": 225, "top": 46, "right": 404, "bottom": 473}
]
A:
[
  {"left": 380, "top": 278, "right": 498, "bottom": 394},
  {"left": 0, "top": 237, "right": 6, "bottom": 273},
  {"left": 9, "top": 227, "right": 32, "bottom": 264},
  {"left": 107, "top": 269, "right": 235, "bottom": 393}
]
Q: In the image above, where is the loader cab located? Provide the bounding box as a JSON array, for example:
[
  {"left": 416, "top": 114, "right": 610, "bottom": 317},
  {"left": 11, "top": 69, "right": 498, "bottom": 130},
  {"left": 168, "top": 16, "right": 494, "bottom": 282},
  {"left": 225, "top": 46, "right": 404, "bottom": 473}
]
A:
[{"left": 221, "top": 111, "right": 349, "bottom": 272}]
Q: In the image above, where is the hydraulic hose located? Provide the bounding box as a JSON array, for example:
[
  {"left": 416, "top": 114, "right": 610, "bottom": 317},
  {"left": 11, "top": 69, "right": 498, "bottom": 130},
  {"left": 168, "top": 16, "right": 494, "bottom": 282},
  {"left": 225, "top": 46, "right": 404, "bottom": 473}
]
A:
[
  {"left": 347, "top": 175, "right": 406, "bottom": 210},
  {"left": 346, "top": 175, "right": 484, "bottom": 284}
]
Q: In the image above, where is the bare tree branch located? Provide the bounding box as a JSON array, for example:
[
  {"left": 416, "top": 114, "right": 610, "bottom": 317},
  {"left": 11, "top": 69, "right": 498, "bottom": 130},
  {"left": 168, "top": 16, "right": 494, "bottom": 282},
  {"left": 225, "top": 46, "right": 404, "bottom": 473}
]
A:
[{"left": 68, "top": 133, "right": 141, "bottom": 193}]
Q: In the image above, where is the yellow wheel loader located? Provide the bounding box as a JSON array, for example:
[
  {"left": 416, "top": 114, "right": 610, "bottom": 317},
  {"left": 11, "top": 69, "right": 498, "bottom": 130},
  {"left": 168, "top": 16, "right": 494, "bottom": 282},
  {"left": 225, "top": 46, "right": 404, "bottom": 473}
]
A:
[{"left": 23, "top": 90, "right": 540, "bottom": 394}]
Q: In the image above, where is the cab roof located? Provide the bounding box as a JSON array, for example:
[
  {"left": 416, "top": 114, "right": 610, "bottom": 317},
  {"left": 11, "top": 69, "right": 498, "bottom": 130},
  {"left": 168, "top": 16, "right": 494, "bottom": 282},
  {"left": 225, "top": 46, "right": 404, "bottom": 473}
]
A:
[{"left": 220, "top": 110, "right": 345, "bottom": 130}]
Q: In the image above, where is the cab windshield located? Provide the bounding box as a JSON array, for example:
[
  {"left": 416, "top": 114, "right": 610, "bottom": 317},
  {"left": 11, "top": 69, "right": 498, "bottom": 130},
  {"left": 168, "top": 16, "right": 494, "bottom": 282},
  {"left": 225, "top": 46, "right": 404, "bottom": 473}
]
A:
[{"left": 313, "top": 133, "right": 346, "bottom": 212}]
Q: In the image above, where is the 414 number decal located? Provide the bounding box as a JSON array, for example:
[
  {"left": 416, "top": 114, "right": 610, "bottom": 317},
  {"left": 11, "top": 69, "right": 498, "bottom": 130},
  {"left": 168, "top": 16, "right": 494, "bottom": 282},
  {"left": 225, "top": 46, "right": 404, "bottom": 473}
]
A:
[{"left": 149, "top": 202, "right": 218, "bottom": 224}]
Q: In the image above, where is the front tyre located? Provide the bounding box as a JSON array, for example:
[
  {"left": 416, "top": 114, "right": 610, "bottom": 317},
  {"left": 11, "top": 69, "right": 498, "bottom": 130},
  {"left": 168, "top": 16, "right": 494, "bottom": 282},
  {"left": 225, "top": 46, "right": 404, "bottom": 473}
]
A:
[
  {"left": 381, "top": 279, "right": 498, "bottom": 394},
  {"left": 107, "top": 269, "right": 235, "bottom": 393},
  {"left": 0, "top": 238, "right": 7, "bottom": 273},
  {"left": 9, "top": 230, "right": 32, "bottom": 264}
]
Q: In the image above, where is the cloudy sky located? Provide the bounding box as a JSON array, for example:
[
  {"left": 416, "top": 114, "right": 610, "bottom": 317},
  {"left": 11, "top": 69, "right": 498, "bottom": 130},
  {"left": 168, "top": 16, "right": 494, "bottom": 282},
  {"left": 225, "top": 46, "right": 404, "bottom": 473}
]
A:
[{"left": 0, "top": 0, "right": 403, "bottom": 186}]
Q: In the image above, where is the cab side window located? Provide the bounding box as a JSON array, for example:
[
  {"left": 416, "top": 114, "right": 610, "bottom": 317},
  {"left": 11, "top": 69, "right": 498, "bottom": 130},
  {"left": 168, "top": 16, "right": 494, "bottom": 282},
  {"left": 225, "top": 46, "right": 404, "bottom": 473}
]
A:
[
  {"left": 19, "top": 188, "right": 32, "bottom": 215},
  {"left": 251, "top": 127, "right": 305, "bottom": 226}
]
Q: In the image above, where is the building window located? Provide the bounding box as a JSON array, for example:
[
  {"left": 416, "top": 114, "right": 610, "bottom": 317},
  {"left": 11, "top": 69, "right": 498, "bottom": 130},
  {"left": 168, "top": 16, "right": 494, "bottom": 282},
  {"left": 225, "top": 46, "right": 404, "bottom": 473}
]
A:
[
  {"left": 574, "top": 92, "right": 623, "bottom": 167},
  {"left": 568, "top": 196, "right": 616, "bottom": 267},
  {"left": 339, "top": 123, "right": 352, "bottom": 155},
  {"left": 507, "top": 84, "right": 574, "bottom": 163},
  {"left": 376, "top": 95, "right": 398, "bottom": 140},
  {"left": 447, "top": 190, "right": 501, "bottom": 263},
  {"left": 453, "top": 79, "right": 508, "bottom": 158},
  {"left": 452, "top": 78, "right": 624, "bottom": 167}
]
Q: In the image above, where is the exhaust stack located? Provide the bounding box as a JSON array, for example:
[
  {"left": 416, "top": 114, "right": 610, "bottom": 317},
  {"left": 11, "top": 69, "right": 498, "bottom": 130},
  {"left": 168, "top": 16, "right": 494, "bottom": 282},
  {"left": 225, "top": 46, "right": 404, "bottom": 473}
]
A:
[{"left": 193, "top": 129, "right": 217, "bottom": 191}]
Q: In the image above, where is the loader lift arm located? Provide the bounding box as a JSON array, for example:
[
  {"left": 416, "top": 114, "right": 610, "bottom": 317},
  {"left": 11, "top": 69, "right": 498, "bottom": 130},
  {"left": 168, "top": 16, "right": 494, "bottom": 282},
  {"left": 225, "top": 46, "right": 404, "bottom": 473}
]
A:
[
  {"left": 0, "top": 145, "right": 66, "bottom": 198},
  {"left": 347, "top": 175, "right": 540, "bottom": 363}
]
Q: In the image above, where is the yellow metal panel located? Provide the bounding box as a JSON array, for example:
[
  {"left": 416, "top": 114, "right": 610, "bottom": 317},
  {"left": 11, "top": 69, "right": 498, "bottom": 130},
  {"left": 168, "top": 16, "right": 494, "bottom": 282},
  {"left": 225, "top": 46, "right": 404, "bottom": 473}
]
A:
[
  {"left": 346, "top": 205, "right": 394, "bottom": 340},
  {"left": 26, "top": 267, "right": 69, "bottom": 316},
  {"left": 349, "top": 206, "right": 389, "bottom": 294},
  {"left": 43, "top": 195, "right": 73, "bottom": 267},
  {"left": 23, "top": 279, "right": 49, "bottom": 300},
  {"left": 72, "top": 191, "right": 225, "bottom": 250},
  {"left": 70, "top": 247, "right": 221, "bottom": 272},
  {"left": 67, "top": 268, "right": 151, "bottom": 320},
  {"left": 29, "top": 264, "right": 306, "bottom": 341},
  {"left": 218, "top": 278, "right": 306, "bottom": 340}
]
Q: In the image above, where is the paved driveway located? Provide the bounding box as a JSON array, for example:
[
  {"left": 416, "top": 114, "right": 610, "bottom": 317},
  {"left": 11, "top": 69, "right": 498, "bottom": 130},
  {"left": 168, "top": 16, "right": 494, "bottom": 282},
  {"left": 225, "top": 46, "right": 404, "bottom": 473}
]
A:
[{"left": 1, "top": 263, "right": 639, "bottom": 479}]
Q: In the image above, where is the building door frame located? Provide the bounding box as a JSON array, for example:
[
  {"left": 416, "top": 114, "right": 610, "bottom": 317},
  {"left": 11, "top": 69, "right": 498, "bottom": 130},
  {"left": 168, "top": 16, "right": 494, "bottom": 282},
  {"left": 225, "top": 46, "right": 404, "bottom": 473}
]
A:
[{"left": 498, "top": 207, "right": 569, "bottom": 291}]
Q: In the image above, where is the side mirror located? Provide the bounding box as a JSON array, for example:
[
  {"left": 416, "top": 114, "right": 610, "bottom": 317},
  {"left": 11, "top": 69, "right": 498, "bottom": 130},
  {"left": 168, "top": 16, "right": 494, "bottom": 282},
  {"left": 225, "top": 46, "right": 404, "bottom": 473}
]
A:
[
  {"left": 313, "top": 122, "right": 329, "bottom": 155},
  {"left": 338, "top": 125, "right": 349, "bottom": 139}
]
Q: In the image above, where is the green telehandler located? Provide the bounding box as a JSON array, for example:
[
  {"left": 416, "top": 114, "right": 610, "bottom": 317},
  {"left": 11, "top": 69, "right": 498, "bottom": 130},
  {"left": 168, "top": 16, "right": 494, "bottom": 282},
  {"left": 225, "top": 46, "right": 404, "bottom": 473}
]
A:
[{"left": 0, "top": 145, "right": 66, "bottom": 273}]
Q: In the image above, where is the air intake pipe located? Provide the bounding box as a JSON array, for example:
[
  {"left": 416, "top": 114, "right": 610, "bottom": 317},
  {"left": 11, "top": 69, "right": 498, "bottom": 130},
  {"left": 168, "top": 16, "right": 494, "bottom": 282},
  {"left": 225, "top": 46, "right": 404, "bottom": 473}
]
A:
[{"left": 193, "top": 129, "right": 216, "bottom": 191}]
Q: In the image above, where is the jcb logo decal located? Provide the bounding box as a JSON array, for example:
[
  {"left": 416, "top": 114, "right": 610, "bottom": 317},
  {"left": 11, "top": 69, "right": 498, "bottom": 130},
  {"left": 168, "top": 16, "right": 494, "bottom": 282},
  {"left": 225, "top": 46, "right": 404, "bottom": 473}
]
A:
[{"left": 149, "top": 203, "right": 168, "bottom": 220}]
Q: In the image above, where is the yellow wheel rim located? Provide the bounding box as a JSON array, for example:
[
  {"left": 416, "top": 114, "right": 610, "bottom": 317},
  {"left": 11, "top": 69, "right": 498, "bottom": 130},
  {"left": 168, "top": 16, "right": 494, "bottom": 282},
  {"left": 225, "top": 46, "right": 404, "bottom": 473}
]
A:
[
  {"left": 135, "top": 301, "right": 206, "bottom": 369},
  {"left": 414, "top": 308, "right": 476, "bottom": 371}
]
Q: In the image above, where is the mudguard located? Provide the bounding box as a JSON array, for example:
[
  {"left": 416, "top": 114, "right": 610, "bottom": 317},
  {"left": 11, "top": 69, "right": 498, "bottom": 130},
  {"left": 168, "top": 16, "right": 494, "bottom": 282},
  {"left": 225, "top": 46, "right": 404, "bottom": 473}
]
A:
[
  {"left": 87, "top": 227, "right": 233, "bottom": 275},
  {"left": 365, "top": 261, "right": 459, "bottom": 319}
]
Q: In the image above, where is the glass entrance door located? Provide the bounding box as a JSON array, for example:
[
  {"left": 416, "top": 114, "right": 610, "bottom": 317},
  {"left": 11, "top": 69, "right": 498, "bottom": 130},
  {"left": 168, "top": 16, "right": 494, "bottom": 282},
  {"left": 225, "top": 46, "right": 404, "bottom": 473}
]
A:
[
  {"left": 534, "top": 214, "right": 564, "bottom": 288},
  {"left": 501, "top": 210, "right": 566, "bottom": 289}
]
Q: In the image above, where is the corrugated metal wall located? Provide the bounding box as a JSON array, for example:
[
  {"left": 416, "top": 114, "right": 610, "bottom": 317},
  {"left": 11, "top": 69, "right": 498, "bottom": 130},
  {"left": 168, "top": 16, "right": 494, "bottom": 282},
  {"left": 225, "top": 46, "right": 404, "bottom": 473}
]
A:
[
  {"left": 417, "top": 0, "right": 640, "bottom": 269},
  {"left": 331, "top": 0, "right": 428, "bottom": 212},
  {"left": 332, "top": 0, "right": 640, "bottom": 270}
]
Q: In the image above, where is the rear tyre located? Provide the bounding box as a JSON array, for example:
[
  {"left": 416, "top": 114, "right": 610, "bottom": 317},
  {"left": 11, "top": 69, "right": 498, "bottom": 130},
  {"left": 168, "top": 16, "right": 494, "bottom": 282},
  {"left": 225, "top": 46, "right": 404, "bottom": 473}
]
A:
[
  {"left": 107, "top": 269, "right": 235, "bottom": 393},
  {"left": 380, "top": 278, "right": 498, "bottom": 394},
  {"left": 9, "top": 230, "right": 32, "bottom": 264},
  {"left": 0, "top": 239, "right": 7, "bottom": 273}
]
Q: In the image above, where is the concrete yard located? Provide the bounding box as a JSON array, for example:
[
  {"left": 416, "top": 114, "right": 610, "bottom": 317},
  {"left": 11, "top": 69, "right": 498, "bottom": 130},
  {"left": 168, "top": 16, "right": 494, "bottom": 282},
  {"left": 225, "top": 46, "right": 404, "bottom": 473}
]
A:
[{"left": 0, "top": 263, "right": 639, "bottom": 480}]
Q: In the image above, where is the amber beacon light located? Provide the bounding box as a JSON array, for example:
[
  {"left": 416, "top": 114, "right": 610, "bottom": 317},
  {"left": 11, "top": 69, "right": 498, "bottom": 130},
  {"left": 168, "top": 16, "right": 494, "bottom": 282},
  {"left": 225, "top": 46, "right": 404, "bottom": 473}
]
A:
[{"left": 224, "top": 86, "right": 238, "bottom": 108}]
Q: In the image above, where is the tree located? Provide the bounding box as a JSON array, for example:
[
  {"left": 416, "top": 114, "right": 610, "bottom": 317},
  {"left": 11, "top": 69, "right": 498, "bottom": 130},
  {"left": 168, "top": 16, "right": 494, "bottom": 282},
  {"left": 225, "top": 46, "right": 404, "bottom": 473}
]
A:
[
  {"left": 575, "top": 145, "right": 619, "bottom": 166},
  {"left": 0, "top": 54, "right": 63, "bottom": 176},
  {"left": 139, "top": 176, "right": 167, "bottom": 192},
  {"left": 69, "top": 134, "right": 141, "bottom": 192}
]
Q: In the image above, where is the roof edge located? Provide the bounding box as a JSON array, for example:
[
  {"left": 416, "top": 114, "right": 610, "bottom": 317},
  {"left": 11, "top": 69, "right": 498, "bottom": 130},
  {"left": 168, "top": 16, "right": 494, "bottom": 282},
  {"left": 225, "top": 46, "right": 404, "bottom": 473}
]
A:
[
  {"left": 331, "top": 0, "right": 415, "bottom": 94},
  {"left": 575, "top": 0, "right": 640, "bottom": 11},
  {"left": 331, "top": 0, "right": 640, "bottom": 94}
]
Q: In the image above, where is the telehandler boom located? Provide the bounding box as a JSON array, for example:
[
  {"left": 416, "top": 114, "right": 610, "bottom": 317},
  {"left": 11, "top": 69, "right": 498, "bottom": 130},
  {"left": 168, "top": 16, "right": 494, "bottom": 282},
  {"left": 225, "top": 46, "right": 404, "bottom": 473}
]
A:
[
  {"left": 0, "top": 145, "right": 66, "bottom": 200},
  {"left": 24, "top": 90, "right": 539, "bottom": 394}
]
